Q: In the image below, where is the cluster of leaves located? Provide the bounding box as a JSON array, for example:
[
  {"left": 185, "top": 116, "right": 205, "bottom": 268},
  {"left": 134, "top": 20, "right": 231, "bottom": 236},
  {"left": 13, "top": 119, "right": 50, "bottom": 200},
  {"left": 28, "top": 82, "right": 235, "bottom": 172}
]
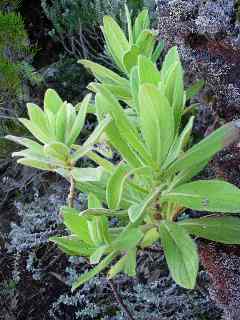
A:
[
  {"left": 41, "top": 0, "right": 155, "bottom": 59},
  {"left": 8, "top": 7, "right": 240, "bottom": 292}
]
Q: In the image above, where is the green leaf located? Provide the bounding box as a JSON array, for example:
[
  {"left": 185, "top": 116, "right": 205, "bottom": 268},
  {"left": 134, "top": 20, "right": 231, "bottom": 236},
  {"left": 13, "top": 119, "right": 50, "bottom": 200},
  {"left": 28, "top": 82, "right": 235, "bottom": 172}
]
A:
[
  {"left": 186, "top": 79, "right": 205, "bottom": 101},
  {"left": 72, "top": 116, "right": 112, "bottom": 162},
  {"left": 79, "top": 60, "right": 128, "bottom": 87},
  {"left": 108, "top": 255, "right": 128, "bottom": 278},
  {"left": 106, "top": 163, "right": 129, "bottom": 209},
  {"left": 72, "top": 251, "right": 116, "bottom": 290},
  {"left": 71, "top": 167, "right": 102, "bottom": 182},
  {"left": 90, "top": 245, "right": 108, "bottom": 264},
  {"left": 17, "top": 158, "right": 54, "bottom": 171},
  {"left": 6, "top": 135, "right": 44, "bottom": 155},
  {"left": 164, "top": 116, "right": 194, "bottom": 167},
  {"left": 111, "top": 227, "right": 143, "bottom": 251},
  {"left": 123, "top": 45, "right": 141, "bottom": 73},
  {"left": 66, "top": 94, "right": 91, "bottom": 146},
  {"left": 152, "top": 40, "right": 164, "bottom": 63},
  {"left": 88, "top": 216, "right": 110, "bottom": 246},
  {"left": 55, "top": 102, "right": 68, "bottom": 142},
  {"left": 88, "top": 193, "right": 102, "bottom": 209},
  {"left": 167, "top": 120, "right": 240, "bottom": 174},
  {"left": 88, "top": 82, "right": 132, "bottom": 103},
  {"left": 80, "top": 208, "right": 128, "bottom": 217},
  {"left": 161, "top": 46, "right": 180, "bottom": 81},
  {"left": 125, "top": 4, "right": 133, "bottom": 45},
  {"left": 44, "top": 89, "right": 63, "bottom": 114},
  {"left": 178, "top": 216, "right": 240, "bottom": 244},
  {"left": 96, "top": 86, "right": 154, "bottom": 166},
  {"left": 128, "top": 187, "right": 161, "bottom": 223},
  {"left": 138, "top": 55, "right": 161, "bottom": 85},
  {"left": 65, "top": 103, "right": 76, "bottom": 144},
  {"left": 140, "top": 228, "right": 159, "bottom": 248},
  {"left": 139, "top": 84, "right": 174, "bottom": 164},
  {"left": 133, "top": 9, "right": 150, "bottom": 42},
  {"left": 159, "top": 221, "right": 199, "bottom": 289},
  {"left": 136, "top": 30, "right": 155, "bottom": 58},
  {"left": 50, "top": 236, "right": 95, "bottom": 256},
  {"left": 162, "top": 180, "right": 240, "bottom": 213},
  {"left": 27, "top": 103, "right": 52, "bottom": 136},
  {"left": 19, "top": 118, "right": 50, "bottom": 144},
  {"left": 44, "top": 141, "right": 70, "bottom": 162},
  {"left": 130, "top": 66, "right": 140, "bottom": 113},
  {"left": 96, "top": 94, "right": 142, "bottom": 168},
  {"left": 124, "top": 248, "right": 137, "bottom": 277},
  {"left": 103, "top": 16, "right": 130, "bottom": 72},
  {"left": 64, "top": 211, "right": 93, "bottom": 244}
]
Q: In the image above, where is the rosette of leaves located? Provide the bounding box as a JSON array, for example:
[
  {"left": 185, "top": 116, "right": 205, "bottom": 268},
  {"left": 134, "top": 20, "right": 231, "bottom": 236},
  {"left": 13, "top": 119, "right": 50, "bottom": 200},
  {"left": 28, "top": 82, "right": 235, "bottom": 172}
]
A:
[
  {"left": 6, "top": 89, "right": 111, "bottom": 183},
  {"left": 52, "top": 45, "right": 240, "bottom": 291},
  {"left": 80, "top": 7, "right": 203, "bottom": 116}
]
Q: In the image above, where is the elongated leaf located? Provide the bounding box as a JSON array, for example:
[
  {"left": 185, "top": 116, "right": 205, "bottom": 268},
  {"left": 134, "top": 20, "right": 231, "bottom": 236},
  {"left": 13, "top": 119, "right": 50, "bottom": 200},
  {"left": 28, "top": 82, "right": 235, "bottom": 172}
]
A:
[
  {"left": 125, "top": 4, "right": 133, "bottom": 45},
  {"left": 71, "top": 167, "right": 102, "bottom": 182},
  {"left": 27, "top": 103, "right": 51, "bottom": 136},
  {"left": 140, "top": 227, "right": 159, "bottom": 248},
  {"left": 162, "top": 180, "right": 240, "bottom": 213},
  {"left": 72, "top": 251, "right": 116, "bottom": 290},
  {"left": 103, "top": 16, "right": 130, "bottom": 72},
  {"left": 90, "top": 245, "right": 108, "bottom": 264},
  {"left": 44, "top": 89, "right": 63, "bottom": 114},
  {"left": 161, "top": 46, "right": 180, "bottom": 81},
  {"left": 6, "top": 135, "right": 44, "bottom": 155},
  {"left": 111, "top": 227, "right": 143, "bottom": 251},
  {"left": 88, "top": 193, "right": 102, "bottom": 209},
  {"left": 50, "top": 236, "right": 95, "bottom": 256},
  {"left": 80, "top": 208, "right": 128, "bottom": 217},
  {"left": 88, "top": 82, "right": 132, "bottom": 103},
  {"left": 72, "top": 116, "right": 112, "bottom": 162},
  {"left": 108, "top": 255, "right": 127, "bottom": 278},
  {"left": 44, "top": 141, "right": 70, "bottom": 162},
  {"left": 96, "top": 86, "right": 154, "bottom": 166},
  {"left": 79, "top": 60, "right": 128, "bottom": 86},
  {"left": 96, "top": 94, "right": 142, "bottom": 168},
  {"left": 152, "top": 40, "right": 164, "bottom": 63},
  {"left": 66, "top": 94, "right": 91, "bottom": 146},
  {"left": 123, "top": 45, "right": 141, "bottom": 73},
  {"left": 167, "top": 120, "right": 240, "bottom": 174},
  {"left": 159, "top": 221, "right": 199, "bottom": 289},
  {"left": 139, "top": 84, "right": 174, "bottom": 164},
  {"left": 178, "top": 216, "right": 240, "bottom": 244},
  {"left": 55, "top": 102, "right": 68, "bottom": 142},
  {"left": 164, "top": 116, "right": 194, "bottom": 167},
  {"left": 106, "top": 163, "right": 129, "bottom": 209},
  {"left": 130, "top": 66, "right": 140, "bottom": 113},
  {"left": 128, "top": 187, "right": 161, "bottom": 223},
  {"left": 19, "top": 118, "right": 50, "bottom": 144},
  {"left": 124, "top": 248, "right": 137, "bottom": 276},
  {"left": 64, "top": 211, "right": 93, "bottom": 244},
  {"left": 133, "top": 9, "right": 150, "bottom": 42},
  {"left": 136, "top": 30, "right": 155, "bottom": 58},
  {"left": 17, "top": 158, "right": 54, "bottom": 171},
  {"left": 138, "top": 55, "right": 161, "bottom": 85}
]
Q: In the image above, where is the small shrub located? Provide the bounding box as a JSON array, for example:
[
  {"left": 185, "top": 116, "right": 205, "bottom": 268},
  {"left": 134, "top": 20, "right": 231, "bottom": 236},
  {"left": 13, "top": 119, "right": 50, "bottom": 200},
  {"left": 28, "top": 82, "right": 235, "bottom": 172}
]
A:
[{"left": 8, "top": 6, "right": 240, "bottom": 314}]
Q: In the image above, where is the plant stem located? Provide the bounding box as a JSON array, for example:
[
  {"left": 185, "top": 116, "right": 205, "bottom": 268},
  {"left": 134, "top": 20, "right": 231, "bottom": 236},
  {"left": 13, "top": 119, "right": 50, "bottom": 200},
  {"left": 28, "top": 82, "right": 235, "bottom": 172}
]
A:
[
  {"left": 108, "top": 279, "right": 135, "bottom": 320},
  {"left": 68, "top": 175, "right": 75, "bottom": 208}
]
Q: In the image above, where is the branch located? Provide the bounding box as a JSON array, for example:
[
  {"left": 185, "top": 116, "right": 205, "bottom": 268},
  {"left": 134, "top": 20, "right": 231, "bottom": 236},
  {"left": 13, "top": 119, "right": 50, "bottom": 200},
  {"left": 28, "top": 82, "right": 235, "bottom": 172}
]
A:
[{"left": 108, "top": 279, "right": 135, "bottom": 320}]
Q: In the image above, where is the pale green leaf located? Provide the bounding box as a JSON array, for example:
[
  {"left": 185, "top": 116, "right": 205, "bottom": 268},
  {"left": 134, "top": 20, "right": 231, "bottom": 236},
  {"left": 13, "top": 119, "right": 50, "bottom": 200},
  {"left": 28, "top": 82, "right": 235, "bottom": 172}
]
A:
[
  {"left": 159, "top": 221, "right": 199, "bottom": 289},
  {"left": 72, "top": 251, "right": 116, "bottom": 290},
  {"left": 162, "top": 180, "right": 240, "bottom": 213},
  {"left": 178, "top": 216, "right": 240, "bottom": 244},
  {"left": 138, "top": 55, "right": 161, "bottom": 85}
]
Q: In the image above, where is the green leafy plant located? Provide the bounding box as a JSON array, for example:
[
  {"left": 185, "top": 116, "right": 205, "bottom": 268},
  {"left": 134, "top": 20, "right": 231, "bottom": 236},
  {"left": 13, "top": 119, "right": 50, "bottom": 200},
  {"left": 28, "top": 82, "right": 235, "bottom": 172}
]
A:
[{"left": 8, "top": 8, "right": 240, "bottom": 295}]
